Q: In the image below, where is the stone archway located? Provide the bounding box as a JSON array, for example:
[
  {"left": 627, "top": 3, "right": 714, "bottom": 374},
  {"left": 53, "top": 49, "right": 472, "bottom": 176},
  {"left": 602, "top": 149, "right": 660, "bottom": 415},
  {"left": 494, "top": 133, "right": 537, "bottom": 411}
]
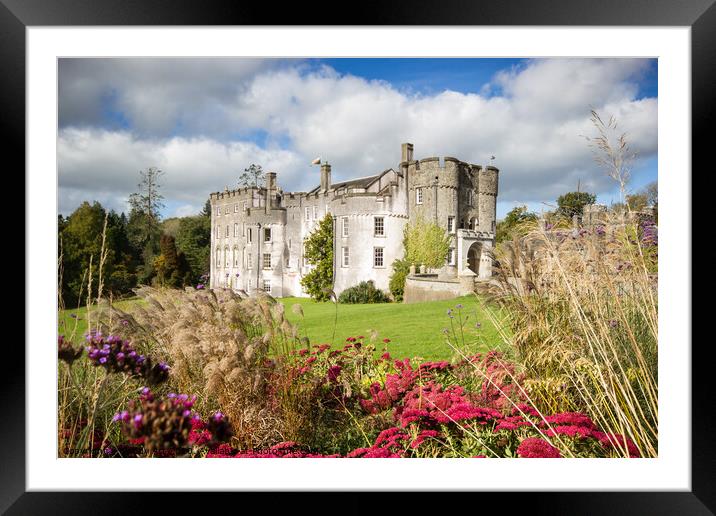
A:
[{"left": 467, "top": 242, "right": 482, "bottom": 275}]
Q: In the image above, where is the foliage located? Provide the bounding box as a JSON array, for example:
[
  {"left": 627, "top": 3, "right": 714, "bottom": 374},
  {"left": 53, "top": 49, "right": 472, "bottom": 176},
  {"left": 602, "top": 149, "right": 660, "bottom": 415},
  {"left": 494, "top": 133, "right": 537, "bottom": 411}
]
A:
[
  {"left": 239, "top": 163, "right": 265, "bottom": 188},
  {"left": 300, "top": 214, "right": 334, "bottom": 302},
  {"left": 556, "top": 191, "right": 596, "bottom": 219},
  {"left": 477, "top": 214, "right": 658, "bottom": 457},
  {"left": 495, "top": 205, "right": 538, "bottom": 244},
  {"left": 127, "top": 167, "right": 165, "bottom": 284},
  {"left": 403, "top": 216, "right": 451, "bottom": 270},
  {"left": 338, "top": 280, "right": 390, "bottom": 304},
  {"left": 388, "top": 258, "right": 411, "bottom": 302},
  {"left": 153, "top": 234, "right": 192, "bottom": 288},
  {"left": 174, "top": 215, "right": 211, "bottom": 283},
  {"left": 59, "top": 202, "right": 139, "bottom": 307}
]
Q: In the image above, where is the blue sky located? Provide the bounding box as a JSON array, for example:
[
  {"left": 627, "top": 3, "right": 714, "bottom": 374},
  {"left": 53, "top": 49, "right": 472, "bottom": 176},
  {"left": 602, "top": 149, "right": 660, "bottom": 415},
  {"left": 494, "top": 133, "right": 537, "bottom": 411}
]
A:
[{"left": 58, "top": 57, "right": 658, "bottom": 219}]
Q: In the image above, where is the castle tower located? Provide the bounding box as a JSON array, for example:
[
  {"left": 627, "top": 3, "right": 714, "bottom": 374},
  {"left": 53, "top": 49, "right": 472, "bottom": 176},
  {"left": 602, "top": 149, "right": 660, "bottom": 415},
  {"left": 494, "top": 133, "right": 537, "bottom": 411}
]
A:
[{"left": 477, "top": 165, "right": 499, "bottom": 234}]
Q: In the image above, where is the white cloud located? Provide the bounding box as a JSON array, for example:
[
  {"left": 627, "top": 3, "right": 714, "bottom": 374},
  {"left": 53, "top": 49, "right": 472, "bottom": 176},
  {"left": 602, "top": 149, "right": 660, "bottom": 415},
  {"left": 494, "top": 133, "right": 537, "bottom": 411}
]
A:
[
  {"left": 58, "top": 129, "right": 306, "bottom": 217},
  {"left": 58, "top": 58, "right": 657, "bottom": 218}
]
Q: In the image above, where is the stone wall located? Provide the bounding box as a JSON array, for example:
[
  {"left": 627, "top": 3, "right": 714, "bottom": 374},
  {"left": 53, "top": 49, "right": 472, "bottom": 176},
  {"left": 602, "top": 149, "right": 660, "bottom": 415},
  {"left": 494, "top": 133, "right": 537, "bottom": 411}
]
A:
[{"left": 403, "top": 274, "right": 475, "bottom": 304}]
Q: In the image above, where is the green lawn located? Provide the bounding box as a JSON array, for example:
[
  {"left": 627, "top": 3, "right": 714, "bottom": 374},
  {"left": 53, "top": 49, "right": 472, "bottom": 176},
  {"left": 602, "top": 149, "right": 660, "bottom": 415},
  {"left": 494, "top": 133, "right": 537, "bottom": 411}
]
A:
[
  {"left": 58, "top": 294, "right": 505, "bottom": 361},
  {"left": 58, "top": 298, "right": 142, "bottom": 344},
  {"left": 279, "top": 295, "right": 504, "bottom": 361}
]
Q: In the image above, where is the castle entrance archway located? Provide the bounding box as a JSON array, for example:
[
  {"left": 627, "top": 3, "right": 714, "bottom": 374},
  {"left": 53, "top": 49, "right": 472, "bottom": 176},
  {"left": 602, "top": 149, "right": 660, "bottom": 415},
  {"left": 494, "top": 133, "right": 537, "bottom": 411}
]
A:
[{"left": 467, "top": 242, "right": 482, "bottom": 275}]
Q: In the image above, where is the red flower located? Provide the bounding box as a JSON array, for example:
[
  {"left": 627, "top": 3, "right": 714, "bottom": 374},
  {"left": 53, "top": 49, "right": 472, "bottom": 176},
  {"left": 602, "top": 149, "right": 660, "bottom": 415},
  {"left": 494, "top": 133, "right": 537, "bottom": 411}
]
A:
[{"left": 516, "top": 437, "right": 562, "bottom": 458}]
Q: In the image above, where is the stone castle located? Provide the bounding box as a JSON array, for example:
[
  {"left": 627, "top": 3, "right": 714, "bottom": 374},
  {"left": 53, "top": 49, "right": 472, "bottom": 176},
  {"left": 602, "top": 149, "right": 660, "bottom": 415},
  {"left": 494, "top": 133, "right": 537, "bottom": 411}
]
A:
[{"left": 209, "top": 143, "right": 499, "bottom": 299}]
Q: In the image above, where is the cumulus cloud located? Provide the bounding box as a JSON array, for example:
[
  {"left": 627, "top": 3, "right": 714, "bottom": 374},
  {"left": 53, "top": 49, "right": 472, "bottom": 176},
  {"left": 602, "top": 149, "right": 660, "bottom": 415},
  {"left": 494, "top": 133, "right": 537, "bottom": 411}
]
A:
[
  {"left": 58, "top": 128, "right": 306, "bottom": 216},
  {"left": 58, "top": 58, "right": 657, "bottom": 218}
]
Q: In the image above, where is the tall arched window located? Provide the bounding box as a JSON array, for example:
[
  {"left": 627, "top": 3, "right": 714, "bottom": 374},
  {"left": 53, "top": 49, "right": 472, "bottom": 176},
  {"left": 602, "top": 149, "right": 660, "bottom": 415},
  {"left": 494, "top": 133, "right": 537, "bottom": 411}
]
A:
[
  {"left": 215, "top": 247, "right": 221, "bottom": 268},
  {"left": 224, "top": 247, "right": 229, "bottom": 268},
  {"left": 233, "top": 246, "right": 239, "bottom": 267}
]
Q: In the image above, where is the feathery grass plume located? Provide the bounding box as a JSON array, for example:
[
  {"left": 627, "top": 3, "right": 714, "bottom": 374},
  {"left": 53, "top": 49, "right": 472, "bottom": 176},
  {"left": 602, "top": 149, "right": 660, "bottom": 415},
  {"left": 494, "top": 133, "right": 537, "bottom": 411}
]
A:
[
  {"left": 95, "top": 286, "right": 304, "bottom": 449},
  {"left": 476, "top": 211, "right": 657, "bottom": 457}
]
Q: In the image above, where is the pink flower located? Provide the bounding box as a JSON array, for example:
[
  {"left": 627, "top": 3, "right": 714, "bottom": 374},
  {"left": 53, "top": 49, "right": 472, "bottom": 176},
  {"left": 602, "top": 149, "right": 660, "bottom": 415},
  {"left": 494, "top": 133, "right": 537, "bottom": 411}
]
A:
[{"left": 516, "top": 437, "right": 562, "bottom": 458}]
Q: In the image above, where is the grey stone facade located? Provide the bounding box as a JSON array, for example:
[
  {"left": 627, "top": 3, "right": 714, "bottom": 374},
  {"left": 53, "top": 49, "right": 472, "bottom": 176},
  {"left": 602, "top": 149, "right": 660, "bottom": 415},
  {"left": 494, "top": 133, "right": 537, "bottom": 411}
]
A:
[{"left": 209, "top": 143, "right": 499, "bottom": 298}]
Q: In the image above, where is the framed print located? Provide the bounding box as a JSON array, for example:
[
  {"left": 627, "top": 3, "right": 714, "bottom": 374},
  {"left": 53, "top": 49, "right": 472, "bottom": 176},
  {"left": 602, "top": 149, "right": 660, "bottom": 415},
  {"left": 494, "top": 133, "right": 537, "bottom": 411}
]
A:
[{"left": 6, "top": 0, "right": 708, "bottom": 512}]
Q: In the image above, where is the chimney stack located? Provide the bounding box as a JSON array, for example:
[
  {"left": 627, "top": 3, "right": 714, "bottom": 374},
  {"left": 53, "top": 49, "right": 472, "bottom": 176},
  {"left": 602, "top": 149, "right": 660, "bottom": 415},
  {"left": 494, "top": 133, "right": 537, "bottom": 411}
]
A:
[
  {"left": 320, "top": 163, "right": 331, "bottom": 192},
  {"left": 265, "top": 172, "right": 277, "bottom": 213},
  {"left": 401, "top": 142, "right": 414, "bottom": 163}
]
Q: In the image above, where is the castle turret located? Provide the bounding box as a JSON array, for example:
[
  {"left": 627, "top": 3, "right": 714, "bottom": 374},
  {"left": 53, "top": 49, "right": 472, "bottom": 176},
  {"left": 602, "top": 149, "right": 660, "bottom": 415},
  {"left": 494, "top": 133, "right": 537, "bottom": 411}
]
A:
[
  {"left": 477, "top": 165, "right": 499, "bottom": 233},
  {"left": 320, "top": 163, "right": 331, "bottom": 192}
]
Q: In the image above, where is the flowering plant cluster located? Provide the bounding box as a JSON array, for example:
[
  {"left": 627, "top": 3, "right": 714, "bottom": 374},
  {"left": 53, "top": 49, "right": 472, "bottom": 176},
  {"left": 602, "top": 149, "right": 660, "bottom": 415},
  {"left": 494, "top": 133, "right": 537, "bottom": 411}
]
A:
[
  {"left": 85, "top": 331, "right": 170, "bottom": 385},
  {"left": 112, "top": 388, "right": 232, "bottom": 455},
  {"left": 58, "top": 335, "right": 83, "bottom": 365}
]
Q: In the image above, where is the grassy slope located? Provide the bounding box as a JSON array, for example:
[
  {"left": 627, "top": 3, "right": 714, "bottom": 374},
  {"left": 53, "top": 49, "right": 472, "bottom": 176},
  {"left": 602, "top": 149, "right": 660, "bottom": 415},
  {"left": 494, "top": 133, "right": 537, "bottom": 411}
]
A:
[
  {"left": 58, "top": 294, "right": 504, "bottom": 361},
  {"left": 279, "top": 295, "right": 503, "bottom": 361}
]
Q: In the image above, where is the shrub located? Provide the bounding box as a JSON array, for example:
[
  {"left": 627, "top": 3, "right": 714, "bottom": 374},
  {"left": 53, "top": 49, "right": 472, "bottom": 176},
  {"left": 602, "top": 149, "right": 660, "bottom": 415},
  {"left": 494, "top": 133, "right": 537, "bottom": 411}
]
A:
[
  {"left": 388, "top": 258, "right": 410, "bottom": 302},
  {"left": 338, "top": 281, "right": 390, "bottom": 304}
]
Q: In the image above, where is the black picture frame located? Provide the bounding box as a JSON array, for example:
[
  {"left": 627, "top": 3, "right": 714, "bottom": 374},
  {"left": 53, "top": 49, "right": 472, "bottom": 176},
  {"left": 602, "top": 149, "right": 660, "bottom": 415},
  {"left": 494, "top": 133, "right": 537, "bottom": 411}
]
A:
[{"left": 6, "top": 0, "right": 705, "bottom": 513}]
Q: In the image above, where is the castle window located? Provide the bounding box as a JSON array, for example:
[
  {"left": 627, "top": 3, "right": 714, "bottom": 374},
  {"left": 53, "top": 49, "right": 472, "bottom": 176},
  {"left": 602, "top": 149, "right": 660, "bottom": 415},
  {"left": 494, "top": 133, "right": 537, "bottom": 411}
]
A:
[
  {"left": 342, "top": 247, "right": 350, "bottom": 267},
  {"left": 263, "top": 253, "right": 272, "bottom": 270},
  {"left": 224, "top": 247, "right": 229, "bottom": 268},
  {"left": 448, "top": 216, "right": 455, "bottom": 234},
  {"left": 247, "top": 228, "right": 252, "bottom": 243},
  {"left": 225, "top": 225, "right": 229, "bottom": 237},
  {"left": 313, "top": 206, "right": 317, "bottom": 220},
  {"left": 374, "top": 217, "right": 384, "bottom": 237},
  {"left": 216, "top": 206, "right": 221, "bottom": 216},
  {"left": 342, "top": 217, "right": 349, "bottom": 237},
  {"left": 373, "top": 247, "right": 384, "bottom": 268},
  {"left": 234, "top": 203, "right": 239, "bottom": 213},
  {"left": 305, "top": 207, "right": 310, "bottom": 221},
  {"left": 447, "top": 247, "right": 456, "bottom": 266},
  {"left": 225, "top": 206, "right": 229, "bottom": 214},
  {"left": 243, "top": 201, "right": 248, "bottom": 211},
  {"left": 416, "top": 188, "right": 423, "bottom": 205},
  {"left": 263, "top": 279, "right": 272, "bottom": 294},
  {"left": 216, "top": 248, "right": 221, "bottom": 267},
  {"left": 216, "top": 226, "right": 221, "bottom": 239},
  {"left": 247, "top": 253, "right": 253, "bottom": 270},
  {"left": 264, "top": 227, "right": 272, "bottom": 243},
  {"left": 234, "top": 223, "right": 239, "bottom": 237},
  {"left": 233, "top": 246, "right": 239, "bottom": 267}
]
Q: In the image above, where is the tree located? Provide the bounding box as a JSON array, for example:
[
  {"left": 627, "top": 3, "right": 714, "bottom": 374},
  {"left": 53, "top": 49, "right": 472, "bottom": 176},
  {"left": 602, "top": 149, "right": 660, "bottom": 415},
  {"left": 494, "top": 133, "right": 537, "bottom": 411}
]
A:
[
  {"left": 644, "top": 181, "right": 658, "bottom": 207},
  {"left": 389, "top": 258, "right": 410, "bottom": 302},
  {"left": 201, "top": 198, "right": 212, "bottom": 218},
  {"left": 556, "top": 191, "right": 596, "bottom": 220},
  {"left": 127, "top": 167, "right": 165, "bottom": 284},
  {"left": 59, "top": 202, "right": 138, "bottom": 307},
  {"left": 239, "top": 164, "right": 265, "bottom": 188},
  {"left": 153, "top": 234, "right": 191, "bottom": 288},
  {"left": 496, "top": 205, "right": 538, "bottom": 243},
  {"left": 175, "top": 215, "right": 211, "bottom": 283},
  {"left": 300, "top": 214, "right": 334, "bottom": 301},
  {"left": 403, "top": 216, "right": 451, "bottom": 269}
]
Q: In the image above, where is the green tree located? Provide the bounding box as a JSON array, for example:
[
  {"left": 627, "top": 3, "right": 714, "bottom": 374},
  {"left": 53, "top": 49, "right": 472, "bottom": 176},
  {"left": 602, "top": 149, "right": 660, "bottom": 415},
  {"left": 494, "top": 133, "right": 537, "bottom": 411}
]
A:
[
  {"left": 153, "top": 234, "right": 191, "bottom": 288},
  {"left": 127, "top": 167, "right": 165, "bottom": 284},
  {"left": 403, "top": 216, "right": 451, "bottom": 269},
  {"left": 496, "top": 205, "right": 538, "bottom": 244},
  {"left": 556, "top": 191, "right": 597, "bottom": 219},
  {"left": 59, "top": 202, "right": 138, "bottom": 307},
  {"left": 239, "top": 163, "right": 265, "bottom": 188},
  {"left": 175, "top": 215, "right": 211, "bottom": 283},
  {"left": 300, "top": 214, "right": 334, "bottom": 301},
  {"left": 201, "top": 198, "right": 212, "bottom": 218}
]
